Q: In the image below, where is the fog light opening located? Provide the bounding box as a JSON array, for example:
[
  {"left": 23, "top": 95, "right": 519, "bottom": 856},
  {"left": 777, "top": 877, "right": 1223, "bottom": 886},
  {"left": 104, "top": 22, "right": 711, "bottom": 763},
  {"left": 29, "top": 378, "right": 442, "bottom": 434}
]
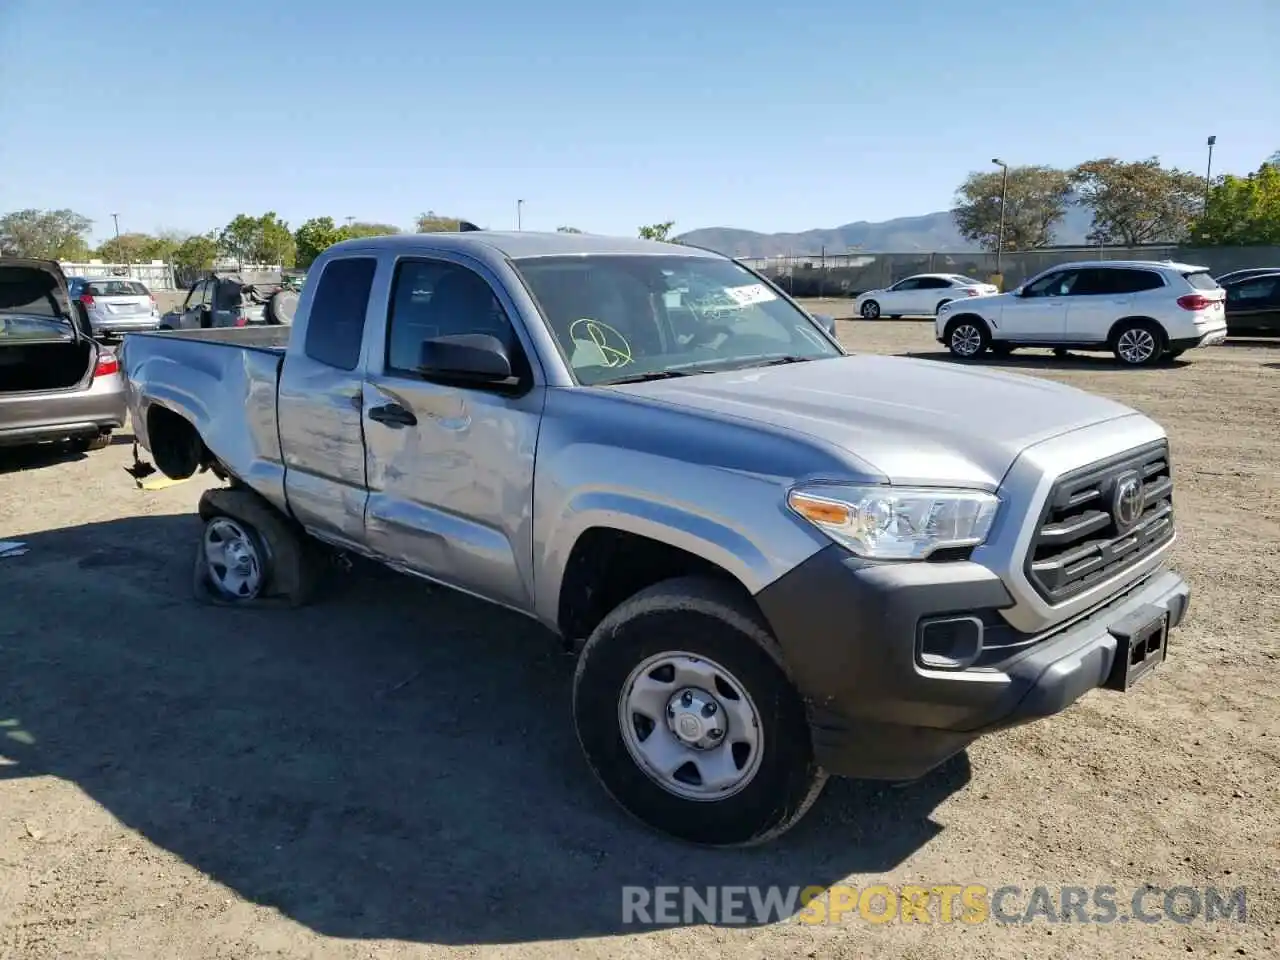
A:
[{"left": 919, "top": 616, "right": 985, "bottom": 670}]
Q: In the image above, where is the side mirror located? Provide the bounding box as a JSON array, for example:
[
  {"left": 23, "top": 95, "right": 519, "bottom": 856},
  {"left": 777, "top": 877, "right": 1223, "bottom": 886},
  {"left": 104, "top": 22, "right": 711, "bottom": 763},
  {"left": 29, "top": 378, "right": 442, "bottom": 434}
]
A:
[
  {"left": 813, "top": 313, "right": 837, "bottom": 335},
  {"left": 419, "top": 333, "right": 514, "bottom": 384}
]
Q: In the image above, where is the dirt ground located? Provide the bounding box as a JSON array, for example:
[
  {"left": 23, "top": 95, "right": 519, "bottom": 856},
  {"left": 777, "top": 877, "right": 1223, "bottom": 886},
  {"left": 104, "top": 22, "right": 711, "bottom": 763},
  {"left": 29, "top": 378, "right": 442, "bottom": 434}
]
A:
[{"left": 1, "top": 323, "right": 1277, "bottom": 959}]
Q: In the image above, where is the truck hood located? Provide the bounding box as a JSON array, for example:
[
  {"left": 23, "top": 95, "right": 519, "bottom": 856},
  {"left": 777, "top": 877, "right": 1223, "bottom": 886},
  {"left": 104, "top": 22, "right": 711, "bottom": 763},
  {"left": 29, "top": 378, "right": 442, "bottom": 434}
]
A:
[{"left": 606, "top": 355, "right": 1141, "bottom": 488}]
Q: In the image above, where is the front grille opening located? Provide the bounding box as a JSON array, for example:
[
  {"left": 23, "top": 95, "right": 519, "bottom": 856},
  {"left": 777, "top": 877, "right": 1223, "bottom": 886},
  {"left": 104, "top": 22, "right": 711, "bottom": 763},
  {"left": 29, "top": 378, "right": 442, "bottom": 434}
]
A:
[{"left": 1026, "top": 441, "right": 1175, "bottom": 604}]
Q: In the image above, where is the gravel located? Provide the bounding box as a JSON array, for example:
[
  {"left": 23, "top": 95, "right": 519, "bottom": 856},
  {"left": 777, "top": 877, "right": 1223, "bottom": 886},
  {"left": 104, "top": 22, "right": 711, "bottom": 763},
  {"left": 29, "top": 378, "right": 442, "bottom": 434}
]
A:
[{"left": 1, "top": 322, "right": 1276, "bottom": 959}]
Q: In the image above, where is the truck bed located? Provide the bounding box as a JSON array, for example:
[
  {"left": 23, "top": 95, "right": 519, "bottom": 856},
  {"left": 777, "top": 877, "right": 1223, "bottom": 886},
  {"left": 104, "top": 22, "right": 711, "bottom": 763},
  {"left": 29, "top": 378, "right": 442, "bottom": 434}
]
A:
[
  {"left": 120, "top": 324, "right": 289, "bottom": 504},
  {"left": 144, "top": 325, "right": 291, "bottom": 351}
]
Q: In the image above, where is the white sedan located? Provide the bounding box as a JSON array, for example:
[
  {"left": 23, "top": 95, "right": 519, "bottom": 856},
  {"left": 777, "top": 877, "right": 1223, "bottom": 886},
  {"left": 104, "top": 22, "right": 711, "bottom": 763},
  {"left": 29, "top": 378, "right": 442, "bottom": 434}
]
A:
[{"left": 854, "top": 273, "right": 1000, "bottom": 319}]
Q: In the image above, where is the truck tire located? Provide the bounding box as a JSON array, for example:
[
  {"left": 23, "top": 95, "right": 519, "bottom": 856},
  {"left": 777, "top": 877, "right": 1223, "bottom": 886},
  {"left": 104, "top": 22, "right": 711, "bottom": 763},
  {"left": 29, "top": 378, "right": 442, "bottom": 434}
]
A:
[
  {"left": 194, "top": 487, "right": 323, "bottom": 608},
  {"left": 573, "top": 576, "right": 826, "bottom": 846}
]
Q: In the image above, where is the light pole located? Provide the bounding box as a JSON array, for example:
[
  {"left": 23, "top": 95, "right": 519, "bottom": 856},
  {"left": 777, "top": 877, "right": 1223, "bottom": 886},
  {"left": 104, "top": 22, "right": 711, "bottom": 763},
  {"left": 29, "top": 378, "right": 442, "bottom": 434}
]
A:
[
  {"left": 345, "top": 216, "right": 355, "bottom": 229},
  {"left": 991, "top": 159, "right": 1008, "bottom": 278},
  {"left": 1204, "top": 136, "right": 1217, "bottom": 214},
  {"left": 516, "top": 199, "right": 524, "bottom": 231}
]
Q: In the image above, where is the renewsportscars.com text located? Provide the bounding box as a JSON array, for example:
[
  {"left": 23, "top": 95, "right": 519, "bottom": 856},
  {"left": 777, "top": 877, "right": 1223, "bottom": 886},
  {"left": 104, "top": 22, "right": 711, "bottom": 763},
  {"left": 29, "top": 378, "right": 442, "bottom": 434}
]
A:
[{"left": 621, "top": 884, "right": 1248, "bottom": 926}]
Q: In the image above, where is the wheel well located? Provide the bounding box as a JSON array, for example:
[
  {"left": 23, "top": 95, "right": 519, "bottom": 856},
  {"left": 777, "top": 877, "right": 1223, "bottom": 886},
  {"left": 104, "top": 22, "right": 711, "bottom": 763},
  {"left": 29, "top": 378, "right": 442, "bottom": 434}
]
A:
[
  {"left": 1107, "top": 316, "right": 1165, "bottom": 347},
  {"left": 146, "top": 405, "right": 209, "bottom": 479},
  {"left": 557, "top": 527, "right": 751, "bottom": 645},
  {"left": 944, "top": 313, "right": 988, "bottom": 335}
]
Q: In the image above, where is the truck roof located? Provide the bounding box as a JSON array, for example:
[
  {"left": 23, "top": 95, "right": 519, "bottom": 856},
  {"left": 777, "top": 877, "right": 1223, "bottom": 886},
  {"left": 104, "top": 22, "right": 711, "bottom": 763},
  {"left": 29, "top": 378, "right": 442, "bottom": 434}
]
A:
[{"left": 323, "top": 230, "right": 722, "bottom": 261}]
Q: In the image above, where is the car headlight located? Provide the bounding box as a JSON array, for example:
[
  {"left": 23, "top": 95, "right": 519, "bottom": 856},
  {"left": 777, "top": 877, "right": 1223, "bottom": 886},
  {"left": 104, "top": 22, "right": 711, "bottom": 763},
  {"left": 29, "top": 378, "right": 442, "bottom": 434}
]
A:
[{"left": 787, "top": 483, "right": 999, "bottom": 560}]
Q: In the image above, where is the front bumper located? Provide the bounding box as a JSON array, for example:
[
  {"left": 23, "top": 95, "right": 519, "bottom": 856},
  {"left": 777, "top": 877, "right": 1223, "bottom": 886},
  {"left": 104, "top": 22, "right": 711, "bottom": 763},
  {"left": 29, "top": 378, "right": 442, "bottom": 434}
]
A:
[{"left": 754, "top": 545, "right": 1190, "bottom": 781}]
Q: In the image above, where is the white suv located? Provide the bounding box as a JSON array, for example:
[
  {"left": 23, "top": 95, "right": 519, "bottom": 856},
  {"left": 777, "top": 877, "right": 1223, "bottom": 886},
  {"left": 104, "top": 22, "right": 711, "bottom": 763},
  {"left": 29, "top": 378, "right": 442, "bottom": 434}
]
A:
[{"left": 935, "top": 260, "right": 1228, "bottom": 366}]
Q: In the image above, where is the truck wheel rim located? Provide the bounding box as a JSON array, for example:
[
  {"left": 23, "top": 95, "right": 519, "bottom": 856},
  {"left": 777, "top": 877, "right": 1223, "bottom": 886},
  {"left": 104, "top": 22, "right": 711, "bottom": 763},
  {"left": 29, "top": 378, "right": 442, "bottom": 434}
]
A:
[
  {"left": 952, "top": 324, "right": 982, "bottom": 355},
  {"left": 617, "top": 652, "right": 763, "bottom": 801},
  {"left": 1118, "top": 329, "right": 1156, "bottom": 363},
  {"left": 203, "top": 518, "right": 264, "bottom": 599}
]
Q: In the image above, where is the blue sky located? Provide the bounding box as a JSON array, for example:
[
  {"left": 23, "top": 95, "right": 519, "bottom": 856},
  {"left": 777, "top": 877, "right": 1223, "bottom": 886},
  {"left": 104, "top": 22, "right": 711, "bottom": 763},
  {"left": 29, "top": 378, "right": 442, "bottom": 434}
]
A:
[{"left": 1, "top": 0, "right": 1277, "bottom": 244}]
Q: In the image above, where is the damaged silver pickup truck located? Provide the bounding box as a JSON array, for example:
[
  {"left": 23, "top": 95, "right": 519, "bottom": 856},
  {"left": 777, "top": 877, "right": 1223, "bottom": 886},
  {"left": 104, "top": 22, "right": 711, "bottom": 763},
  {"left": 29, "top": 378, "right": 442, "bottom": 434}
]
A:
[{"left": 120, "top": 231, "right": 1189, "bottom": 846}]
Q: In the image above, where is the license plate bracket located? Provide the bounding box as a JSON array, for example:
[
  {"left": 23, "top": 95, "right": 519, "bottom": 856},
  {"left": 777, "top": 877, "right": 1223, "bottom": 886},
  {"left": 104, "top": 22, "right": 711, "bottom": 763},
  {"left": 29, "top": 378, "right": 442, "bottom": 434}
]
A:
[{"left": 1105, "top": 606, "right": 1169, "bottom": 691}]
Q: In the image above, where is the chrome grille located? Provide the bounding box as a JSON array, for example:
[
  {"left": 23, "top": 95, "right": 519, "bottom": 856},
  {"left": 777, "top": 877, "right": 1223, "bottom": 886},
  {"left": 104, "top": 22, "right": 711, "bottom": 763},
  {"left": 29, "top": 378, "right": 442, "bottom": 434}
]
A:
[{"left": 1025, "top": 441, "right": 1174, "bottom": 604}]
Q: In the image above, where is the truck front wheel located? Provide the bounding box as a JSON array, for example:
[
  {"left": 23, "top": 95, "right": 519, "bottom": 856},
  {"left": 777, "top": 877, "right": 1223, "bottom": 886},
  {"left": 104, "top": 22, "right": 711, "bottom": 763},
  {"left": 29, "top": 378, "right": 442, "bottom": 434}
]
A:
[{"left": 572, "top": 576, "right": 826, "bottom": 846}]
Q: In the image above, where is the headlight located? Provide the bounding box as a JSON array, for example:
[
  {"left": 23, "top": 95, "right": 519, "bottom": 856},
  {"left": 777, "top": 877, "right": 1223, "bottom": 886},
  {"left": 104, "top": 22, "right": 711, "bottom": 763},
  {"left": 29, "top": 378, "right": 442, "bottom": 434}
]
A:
[{"left": 787, "top": 483, "right": 998, "bottom": 560}]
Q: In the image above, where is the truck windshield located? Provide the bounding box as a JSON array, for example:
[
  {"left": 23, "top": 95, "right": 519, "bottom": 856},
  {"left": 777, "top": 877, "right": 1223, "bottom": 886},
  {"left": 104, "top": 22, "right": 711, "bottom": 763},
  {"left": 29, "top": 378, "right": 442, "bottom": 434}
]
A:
[{"left": 513, "top": 255, "right": 842, "bottom": 385}]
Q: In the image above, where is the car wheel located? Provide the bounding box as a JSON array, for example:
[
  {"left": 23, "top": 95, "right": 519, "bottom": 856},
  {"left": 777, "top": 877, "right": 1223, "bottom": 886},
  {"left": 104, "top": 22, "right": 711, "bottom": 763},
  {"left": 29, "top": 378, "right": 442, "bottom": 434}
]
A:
[
  {"left": 194, "top": 487, "right": 323, "bottom": 607},
  {"left": 1111, "top": 320, "right": 1164, "bottom": 367},
  {"left": 945, "top": 319, "right": 990, "bottom": 359},
  {"left": 573, "top": 576, "right": 827, "bottom": 847},
  {"left": 860, "top": 299, "right": 880, "bottom": 319},
  {"left": 935, "top": 299, "right": 953, "bottom": 316},
  {"left": 1053, "top": 348, "right": 1071, "bottom": 358},
  {"left": 71, "top": 433, "right": 111, "bottom": 452}
]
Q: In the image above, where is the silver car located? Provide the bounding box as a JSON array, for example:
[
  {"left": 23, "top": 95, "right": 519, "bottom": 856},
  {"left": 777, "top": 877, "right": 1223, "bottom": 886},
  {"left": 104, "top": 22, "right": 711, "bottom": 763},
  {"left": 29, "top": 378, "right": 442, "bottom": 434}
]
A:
[
  {"left": 73, "top": 277, "right": 162, "bottom": 337},
  {"left": 1, "top": 258, "right": 127, "bottom": 451}
]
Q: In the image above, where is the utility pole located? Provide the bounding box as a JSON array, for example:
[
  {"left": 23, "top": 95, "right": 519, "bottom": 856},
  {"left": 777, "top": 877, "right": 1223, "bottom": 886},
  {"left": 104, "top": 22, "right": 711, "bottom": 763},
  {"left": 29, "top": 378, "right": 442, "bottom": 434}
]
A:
[
  {"left": 517, "top": 199, "right": 524, "bottom": 231},
  {"left": 991, "top": 159, "right": 1009, "bottom": 280},
  {"left": 111, "top": 213, "right": 123, "bottom": 272},
  {"left": 1204, "top": 136, "right": 1217, "bottom": 215},
  {"left": 345, "top": 216, "right": 355, "bottom": 229}
]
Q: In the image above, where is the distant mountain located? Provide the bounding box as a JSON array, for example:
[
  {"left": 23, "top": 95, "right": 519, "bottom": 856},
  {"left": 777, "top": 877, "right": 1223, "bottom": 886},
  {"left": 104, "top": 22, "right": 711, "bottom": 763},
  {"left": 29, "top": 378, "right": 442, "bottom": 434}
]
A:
[{"left": 676, "top": 205, "right": 1093, "bottom": 258}]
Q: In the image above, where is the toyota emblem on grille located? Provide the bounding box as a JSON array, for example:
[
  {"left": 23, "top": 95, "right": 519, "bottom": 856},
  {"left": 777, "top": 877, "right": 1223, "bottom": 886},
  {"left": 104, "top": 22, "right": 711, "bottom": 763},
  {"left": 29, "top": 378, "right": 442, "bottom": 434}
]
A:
[{"left": 1112, "top": 471, "right": 1144, "bottom": 528}]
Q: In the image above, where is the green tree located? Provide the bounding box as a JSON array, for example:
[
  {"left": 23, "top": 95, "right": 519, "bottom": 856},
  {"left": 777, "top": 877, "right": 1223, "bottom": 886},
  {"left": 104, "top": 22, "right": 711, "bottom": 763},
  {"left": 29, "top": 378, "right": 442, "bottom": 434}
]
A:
[
  {"left": 0, "top": 208, "right": 93, "bottom": 259},
  {"left": 1188, "top": 160, "right": 1280, "bottom": 245},
  {"left": 344, "top": 221, "right": 401, "bottom": 239},
  {"left": 218, "top": 212, "right": 296, "bottom": 267},
  {"left": 415, "top": 211, "right": 466, "bottom": 233},
  {"left": 96, "top": 232, "right": 163, "bottom": 262},
  {"left": 148, "top": 229, "right": 189, "bottom": 262},
  {"left": 1070, "top": 157, "right": 1204, "bottom": 246},
  {"left": 638, "top": 221, "right": 676, "bottom": 242},
  {"left": 172, "top": 233, "right": 219, "bottom": 272},
  {"left": 951, "top": 166, "right": 1072, "bottom": 252},
  {"left": 294, "top": 216, "right": 343, "bottom": 267},
  {"left": 556, "top": 225, "right": 583, "bottom": 233}
]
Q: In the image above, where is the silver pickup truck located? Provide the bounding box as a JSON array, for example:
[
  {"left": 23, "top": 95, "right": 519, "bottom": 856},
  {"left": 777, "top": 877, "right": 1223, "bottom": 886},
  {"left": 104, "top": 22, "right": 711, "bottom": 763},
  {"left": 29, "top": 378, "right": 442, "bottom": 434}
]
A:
[{"left": 120, "top": 231, "right": 1190, "bottom": 847}]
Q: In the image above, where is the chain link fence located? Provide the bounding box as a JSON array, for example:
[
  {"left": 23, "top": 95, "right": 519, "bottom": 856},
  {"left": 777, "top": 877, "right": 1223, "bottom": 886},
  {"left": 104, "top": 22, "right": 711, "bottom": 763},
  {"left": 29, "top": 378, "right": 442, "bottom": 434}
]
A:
[{"left": 740, "top": 246, "right": 1280, "bottom": 298}]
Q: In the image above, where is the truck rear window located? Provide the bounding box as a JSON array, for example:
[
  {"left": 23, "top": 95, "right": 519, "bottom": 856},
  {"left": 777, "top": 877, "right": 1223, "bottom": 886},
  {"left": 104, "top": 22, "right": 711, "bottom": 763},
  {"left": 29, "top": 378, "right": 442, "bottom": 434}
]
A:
[
  {"left": 86, "top": 280, "right": 149, "bottom": 296},
  {"left": 1183, "top": 272, "right": 1220, "bottom": 291},
  {"left": 303, "top": 257, "right": 377, "bottom": 370}
]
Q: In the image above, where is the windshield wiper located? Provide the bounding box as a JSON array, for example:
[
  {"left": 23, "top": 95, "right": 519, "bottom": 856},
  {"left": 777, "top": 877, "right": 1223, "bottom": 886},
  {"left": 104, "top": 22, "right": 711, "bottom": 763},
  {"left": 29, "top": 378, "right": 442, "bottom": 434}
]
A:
[
  {"left": 754, "top": 355, "right": 814, "bottom": 367},
  {"left": 601, "top": 369, "right": 704, "bottom": 385}
]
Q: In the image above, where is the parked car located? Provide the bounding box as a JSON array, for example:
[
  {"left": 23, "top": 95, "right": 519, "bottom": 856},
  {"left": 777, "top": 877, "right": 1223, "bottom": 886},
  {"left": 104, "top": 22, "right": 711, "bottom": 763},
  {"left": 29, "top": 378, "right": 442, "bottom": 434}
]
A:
[
  {"left": 1222, "top": 271, "right": 1280, "bottom": 335},
  {"left": 120, "top": 231, "right": 1189, "bottom": 846},
  {"left": 72, "top": 277, "right": 162, "bottom": 338},
  {"left": 161, "top": 271, "right": 287, "bottom": 330},
  {"left": 855, "top": 273, "right": 1000, "bottom": 319},
  {"left": 0, "top": 258, "right": 127, "bottom": 451},
  {"left": 936, "top": 260, "right": 1228, "bottom": 366},
  {"left": 1213, "top": 267, "right": 1280, "bottom": 286}
]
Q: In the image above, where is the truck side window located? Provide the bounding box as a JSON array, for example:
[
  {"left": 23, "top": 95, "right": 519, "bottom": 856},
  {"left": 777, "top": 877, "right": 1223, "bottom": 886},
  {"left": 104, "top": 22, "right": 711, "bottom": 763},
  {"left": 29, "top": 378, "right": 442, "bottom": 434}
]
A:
[
  {"left": 303, "top": 257, "right": 376, "bottom": 371},
  {"left": 385, "top": 259, "right": 516, "bottom": 376}
]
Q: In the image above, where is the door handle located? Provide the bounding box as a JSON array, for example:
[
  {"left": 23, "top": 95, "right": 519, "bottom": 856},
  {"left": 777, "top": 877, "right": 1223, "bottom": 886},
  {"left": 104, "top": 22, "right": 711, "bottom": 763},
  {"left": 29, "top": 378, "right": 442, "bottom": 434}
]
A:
[{"left": 367, "top": 402, "right": 417, "bottom": 427}]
